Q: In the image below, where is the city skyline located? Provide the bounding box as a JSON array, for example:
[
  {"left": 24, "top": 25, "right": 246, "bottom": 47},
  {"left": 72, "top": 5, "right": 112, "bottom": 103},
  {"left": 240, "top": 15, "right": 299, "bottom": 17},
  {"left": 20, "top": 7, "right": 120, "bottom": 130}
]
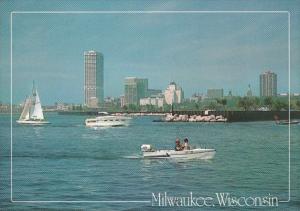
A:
[{"left": 1, "top": 1, "right": 300, "bottom": 105}]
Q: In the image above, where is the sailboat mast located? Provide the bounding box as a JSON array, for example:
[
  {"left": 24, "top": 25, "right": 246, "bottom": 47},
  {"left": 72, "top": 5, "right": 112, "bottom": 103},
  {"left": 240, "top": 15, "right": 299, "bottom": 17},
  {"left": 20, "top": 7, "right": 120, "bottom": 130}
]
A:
[
  {"left": 32, "top": 80, "right": 36, "bottom": 97},
  {"left": 28, "top": 96, "right": 30, "bottom": 118},
  {"left": 30, "top": 81, "right": 36, "bottom": 119}
]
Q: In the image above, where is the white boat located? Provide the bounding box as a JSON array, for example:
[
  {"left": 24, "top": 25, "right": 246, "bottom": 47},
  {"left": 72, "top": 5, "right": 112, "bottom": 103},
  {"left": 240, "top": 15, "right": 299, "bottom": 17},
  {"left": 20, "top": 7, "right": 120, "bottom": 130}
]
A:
[
  {"left": 17, "top": 82, "right": 49, "bottom": 125},
  {"left": 85, "top": 112, "right": 131, "bottom": 127},
  {"left": 141, "top": 144, "right": 216, "bottom": 160}
]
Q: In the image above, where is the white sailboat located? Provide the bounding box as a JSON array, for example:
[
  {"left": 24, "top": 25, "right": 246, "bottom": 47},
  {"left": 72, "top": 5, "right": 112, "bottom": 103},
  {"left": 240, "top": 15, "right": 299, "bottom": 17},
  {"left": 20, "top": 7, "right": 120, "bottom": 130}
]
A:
[{"left": 17, "top": 82, "right": 49, "bottom": 125}]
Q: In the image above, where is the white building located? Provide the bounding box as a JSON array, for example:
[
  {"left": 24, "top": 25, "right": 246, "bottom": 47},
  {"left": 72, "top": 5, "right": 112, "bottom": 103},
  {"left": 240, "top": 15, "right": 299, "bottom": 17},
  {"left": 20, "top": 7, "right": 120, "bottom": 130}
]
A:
[
  {"left": 120, "top": 95, "right": 125, "bottom": 107},
  {"left": 164, "top": 82, "right": 184, "bottom": 105},
  {"left": 56, "top": 103, "right": 71, "bottom": 111},
  {"left": 140, "top": 97, "right": 164, "bottom": 108}
]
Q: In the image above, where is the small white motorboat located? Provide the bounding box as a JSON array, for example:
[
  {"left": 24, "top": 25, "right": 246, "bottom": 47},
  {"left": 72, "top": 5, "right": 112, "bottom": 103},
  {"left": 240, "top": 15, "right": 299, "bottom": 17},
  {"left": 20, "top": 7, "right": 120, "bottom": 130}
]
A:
[
  {"left": 276, "top": 120, "right": 300, "bottom": 125},
  {"left": 85, "top": 112, "right": 131, "bottom": 127},
  {"left": 141, "top": 144, "right": 216, "bottom": 160}
]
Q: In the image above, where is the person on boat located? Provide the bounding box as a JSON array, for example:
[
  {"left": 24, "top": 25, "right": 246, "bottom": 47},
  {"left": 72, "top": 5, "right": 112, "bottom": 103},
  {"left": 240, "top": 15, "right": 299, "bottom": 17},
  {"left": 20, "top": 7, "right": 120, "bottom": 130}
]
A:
[
  {"left": 175, "top": 139, "right": 183, "bottom": 151},
  {"left": 183, "top": 138, "right": 191, "bottom": 150}
]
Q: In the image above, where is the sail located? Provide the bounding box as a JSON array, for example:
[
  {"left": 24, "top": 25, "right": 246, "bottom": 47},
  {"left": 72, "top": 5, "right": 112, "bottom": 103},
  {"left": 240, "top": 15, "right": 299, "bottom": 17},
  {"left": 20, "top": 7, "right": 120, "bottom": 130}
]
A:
[
  {"left": 30, "top": 90, "right": 44, "bottom": 120},
  {"left": 19, "top": 97, "right": 32, "bottom": 120}
]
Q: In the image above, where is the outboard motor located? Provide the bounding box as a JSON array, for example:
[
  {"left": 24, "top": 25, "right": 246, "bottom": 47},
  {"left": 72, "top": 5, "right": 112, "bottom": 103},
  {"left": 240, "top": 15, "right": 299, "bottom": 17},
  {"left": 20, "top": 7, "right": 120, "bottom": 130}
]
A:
[{"left": 141, "top": 144, "right": 153, "bottom": 152}]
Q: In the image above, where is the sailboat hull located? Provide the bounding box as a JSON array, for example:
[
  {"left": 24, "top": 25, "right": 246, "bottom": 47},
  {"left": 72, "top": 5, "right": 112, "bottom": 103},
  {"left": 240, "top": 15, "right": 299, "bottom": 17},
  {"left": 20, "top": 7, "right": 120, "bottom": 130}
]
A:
[{"left": 16, "top": 120, "right": 50, "bottom": 125}]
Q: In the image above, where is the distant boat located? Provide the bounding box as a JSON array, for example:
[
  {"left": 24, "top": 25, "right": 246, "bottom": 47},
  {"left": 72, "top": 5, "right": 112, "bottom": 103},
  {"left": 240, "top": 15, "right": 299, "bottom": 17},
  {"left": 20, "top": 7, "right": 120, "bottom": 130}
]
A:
[
  {"left": 16, "top": 82, "right": 49, "bottom": 125},
  {"left": 85, "top": 112, "right": 131, "bottom": 127},
  {"left": 276, "top": 120, "right": 299, "bottom": 125}
]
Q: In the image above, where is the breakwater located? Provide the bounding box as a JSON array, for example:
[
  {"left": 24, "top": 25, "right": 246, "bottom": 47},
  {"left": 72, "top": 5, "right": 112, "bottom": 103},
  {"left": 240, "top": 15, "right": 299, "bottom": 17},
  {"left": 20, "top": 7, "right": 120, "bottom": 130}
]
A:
[
  {"left": 163, "top": 113, "right": 227, "bottom": 122},
  {"left": 173, "top": 110, "right": 300, "bottom": 122}
]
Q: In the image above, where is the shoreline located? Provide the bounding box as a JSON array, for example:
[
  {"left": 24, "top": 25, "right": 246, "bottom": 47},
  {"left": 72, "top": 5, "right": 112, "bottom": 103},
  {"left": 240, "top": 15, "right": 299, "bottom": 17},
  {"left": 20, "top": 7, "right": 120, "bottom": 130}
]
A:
[{"left": 4, "top": 110, "right": 300, "bottom": 122}]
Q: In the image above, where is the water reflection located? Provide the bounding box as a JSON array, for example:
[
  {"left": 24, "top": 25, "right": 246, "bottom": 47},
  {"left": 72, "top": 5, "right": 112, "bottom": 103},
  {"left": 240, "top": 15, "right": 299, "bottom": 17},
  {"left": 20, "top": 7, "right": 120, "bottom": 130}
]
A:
[{"left": 32, "top": 126, "right": 44, "bottom": 138}]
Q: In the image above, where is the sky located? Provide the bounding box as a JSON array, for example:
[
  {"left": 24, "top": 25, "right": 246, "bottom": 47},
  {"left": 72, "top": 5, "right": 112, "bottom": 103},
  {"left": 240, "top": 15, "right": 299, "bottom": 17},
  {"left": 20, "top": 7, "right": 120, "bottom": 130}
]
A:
[{"left": 0, "top": 0, "right": 300, "bottom": 105}]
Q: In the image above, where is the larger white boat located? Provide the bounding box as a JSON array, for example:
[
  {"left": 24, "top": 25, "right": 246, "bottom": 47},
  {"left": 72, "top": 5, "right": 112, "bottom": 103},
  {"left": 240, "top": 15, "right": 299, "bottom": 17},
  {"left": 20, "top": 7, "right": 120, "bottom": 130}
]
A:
[
  {"left": 17, "top": 82, "right": 49, "bottom": 125},
  {"left": 141, "top": 144, "right": 216, "bottom": 160},
  {"left": 85, "top": 112, "right": 131, "bottom": 127}
]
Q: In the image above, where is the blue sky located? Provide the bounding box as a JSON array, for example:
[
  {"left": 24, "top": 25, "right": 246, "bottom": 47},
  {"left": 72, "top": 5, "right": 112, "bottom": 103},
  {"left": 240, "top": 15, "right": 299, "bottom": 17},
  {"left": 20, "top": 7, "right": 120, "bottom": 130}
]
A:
[{"left": 0, "top": 0, "right": 300, "bottom": 105}]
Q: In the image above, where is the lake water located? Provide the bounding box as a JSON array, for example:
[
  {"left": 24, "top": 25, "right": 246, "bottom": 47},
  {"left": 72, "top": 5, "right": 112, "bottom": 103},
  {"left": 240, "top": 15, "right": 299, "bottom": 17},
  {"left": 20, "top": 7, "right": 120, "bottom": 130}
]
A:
[{"left": 0, "top": 113, "right": 299, "bottom": 210}]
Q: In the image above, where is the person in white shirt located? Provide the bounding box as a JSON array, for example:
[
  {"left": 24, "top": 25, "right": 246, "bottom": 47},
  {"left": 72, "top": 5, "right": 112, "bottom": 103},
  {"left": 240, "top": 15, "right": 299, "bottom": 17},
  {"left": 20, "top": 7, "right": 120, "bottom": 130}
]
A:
[{"left": 183, "top": 138, "right": 190, "bottom": 150}]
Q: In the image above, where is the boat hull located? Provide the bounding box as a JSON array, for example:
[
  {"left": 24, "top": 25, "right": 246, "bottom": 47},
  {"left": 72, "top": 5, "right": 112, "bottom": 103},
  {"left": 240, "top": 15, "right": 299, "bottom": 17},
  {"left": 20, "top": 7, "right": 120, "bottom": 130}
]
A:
[
  {"left": 85, "top": 121, "right": 129, "bottom": 127},
  {"left": 143, "top": 148, "right": 216, "bottom": 160},
  {"left": 85, "top": 116, "right": 131, "bottom": 127},
  {"left": 277, "top": 120, "right": 299, "bottom": 125},
  {"left": 16, "top": 120, "right": 50, "bottom": 125}
]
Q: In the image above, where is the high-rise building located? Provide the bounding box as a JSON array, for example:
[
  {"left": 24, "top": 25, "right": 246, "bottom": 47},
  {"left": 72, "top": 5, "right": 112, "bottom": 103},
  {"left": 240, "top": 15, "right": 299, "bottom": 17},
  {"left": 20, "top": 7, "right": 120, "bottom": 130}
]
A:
[
  {"left": 260, "top": 71, "right": 277, "bottom": 97},
  {"left": 207, "top": 89, "right": 223, "bottom": 99},
  {"left": 124, "top": 77, "right": 148, "bottom": 105},
  {"left": 84, "top": 50, "right": 104, "bottom": 108},
  {"left": 164, "top": 82, "right": 184, "bottom": 105}
]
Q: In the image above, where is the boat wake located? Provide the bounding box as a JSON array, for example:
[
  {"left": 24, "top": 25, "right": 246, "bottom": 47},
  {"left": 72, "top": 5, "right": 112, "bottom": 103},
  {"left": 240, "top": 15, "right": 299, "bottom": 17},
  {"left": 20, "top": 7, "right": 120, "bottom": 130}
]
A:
[{"left": 122, "top": 155, "right": 142, "bottom": 159}]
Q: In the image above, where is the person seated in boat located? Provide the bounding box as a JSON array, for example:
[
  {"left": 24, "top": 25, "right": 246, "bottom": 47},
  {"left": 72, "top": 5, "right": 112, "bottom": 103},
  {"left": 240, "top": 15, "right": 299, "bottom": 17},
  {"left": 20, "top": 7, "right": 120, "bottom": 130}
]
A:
[
  {"left": 183, "top": 138, "right": 191, "bottom": 150},
  {"left": 175, "top": 139, "right": 183, "bottom": 151}
]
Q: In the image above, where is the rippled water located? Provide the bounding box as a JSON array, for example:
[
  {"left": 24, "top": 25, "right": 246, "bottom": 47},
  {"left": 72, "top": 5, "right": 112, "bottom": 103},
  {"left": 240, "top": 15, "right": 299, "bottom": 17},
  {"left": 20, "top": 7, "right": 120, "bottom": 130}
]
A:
[{"left": 0, "top": 113, "right": 299, "bottom": 210}]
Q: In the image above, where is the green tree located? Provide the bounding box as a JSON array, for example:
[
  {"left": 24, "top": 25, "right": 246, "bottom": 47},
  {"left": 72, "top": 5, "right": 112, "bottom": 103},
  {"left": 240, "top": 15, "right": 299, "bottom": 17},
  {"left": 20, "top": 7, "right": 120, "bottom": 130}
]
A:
[
  {"left": 145, "top": 104, "right": 156, "bottom": 112},
  {"left": 217, "top": 99, "right": 227, "bottom": 111},
  {"left": 122, "top": 105, "right": 128, "bottom": 111},
  {"left": 272, "top": 100, "right": 288, "bottom": 111},
  {"left": 207, "top": 102, "right": 217, "bottom": 110},
  {"left": 237, "top": 97, "right": 247, "bottom": 110},
  {"left": 237, "top": 97, "right": 256, "bottom": 111},
  {"left": 128, "top": 104, "right": 139, "bottom": 112},
  {"left": 163, "top": 104, "right": 171, "bottom": 112},
  {"left": 296, "top": 100, "right": 300, "bottom": 109},
  {"left": 252, "top": 97, "right": 261, "bottom": 110},
  {"left": 263, "top": 97, "right": 273, "bottom": 109}
]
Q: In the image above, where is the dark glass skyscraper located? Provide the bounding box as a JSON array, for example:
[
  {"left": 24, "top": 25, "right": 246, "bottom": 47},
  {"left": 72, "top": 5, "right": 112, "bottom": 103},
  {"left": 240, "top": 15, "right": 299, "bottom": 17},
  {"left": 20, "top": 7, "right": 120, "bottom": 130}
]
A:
[{"left": 124, "top": 77, "right": 148, "bottom": 105}]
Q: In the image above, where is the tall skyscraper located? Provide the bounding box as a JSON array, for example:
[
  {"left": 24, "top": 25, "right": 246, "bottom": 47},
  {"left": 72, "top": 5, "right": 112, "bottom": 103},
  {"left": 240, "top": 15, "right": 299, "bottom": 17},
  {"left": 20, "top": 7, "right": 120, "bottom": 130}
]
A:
[
  {"left": 124, "top": 77, "right": 148, "bottom": 105},
  {"left": 164, "top": 82, "right": 184, "bottom": 105},
  {"left": 260, "top": 71, "right": 277, "bottom": 97},
  {"left": 84, "top": 50, "right": 104, "bottom": 108}
]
